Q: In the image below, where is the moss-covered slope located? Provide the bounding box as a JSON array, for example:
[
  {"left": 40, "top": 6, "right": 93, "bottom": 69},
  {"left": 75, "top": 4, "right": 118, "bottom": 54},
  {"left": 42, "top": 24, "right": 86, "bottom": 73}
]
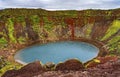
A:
[{"left": 0, "top": 8, "right": 120, "bottom": 54}]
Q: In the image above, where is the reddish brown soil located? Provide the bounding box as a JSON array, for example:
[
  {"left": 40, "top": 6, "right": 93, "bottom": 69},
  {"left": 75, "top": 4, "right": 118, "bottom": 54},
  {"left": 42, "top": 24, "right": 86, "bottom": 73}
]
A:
[
  {"left": 2, "top": 61, "right": 47, "bottom": 77},
  {"left": 55, "top": 59, "right": 84, "bottom": 71},
  {"left": 2, "top": 57, "right": 120, "bottom": 77}
]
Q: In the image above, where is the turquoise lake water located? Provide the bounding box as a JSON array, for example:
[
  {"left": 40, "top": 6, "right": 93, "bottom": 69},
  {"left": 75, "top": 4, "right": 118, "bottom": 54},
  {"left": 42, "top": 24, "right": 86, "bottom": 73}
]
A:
[{"left": 14, "top": 41, "right": 99, "bottom": 64}]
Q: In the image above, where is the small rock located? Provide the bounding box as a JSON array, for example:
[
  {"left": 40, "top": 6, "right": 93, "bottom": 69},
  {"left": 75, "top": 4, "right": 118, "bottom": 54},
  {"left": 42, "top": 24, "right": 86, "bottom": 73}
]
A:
[{"left": 44, "top": 62, "right": 55, "bottom": 70}]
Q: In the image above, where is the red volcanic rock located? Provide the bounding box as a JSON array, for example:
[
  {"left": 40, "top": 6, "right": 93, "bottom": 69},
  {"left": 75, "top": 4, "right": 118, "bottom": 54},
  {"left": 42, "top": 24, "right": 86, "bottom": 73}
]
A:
[
  {"left": 86, "top": 56, "right": 118, "bottom": 68},
  {"left": 34, "top": 59, "right": 120, "bottom": 77},
  {"left": 2, "top": 58, "right": 120, "bottom": 77},
  {"left": 97, "top": 56, "right": 118, "bottom": 63},
  {"left": 1, "top": 70, "right": 17, "bottom": 77},
  {"left": 19, "top": 61, "right": 46, "bottom": 73},
  {"left": 2, "top": 61, "right": 46, "bottom": 77},
  {"left": 55, "top": 59, "right": 84, "bottom": 71}
]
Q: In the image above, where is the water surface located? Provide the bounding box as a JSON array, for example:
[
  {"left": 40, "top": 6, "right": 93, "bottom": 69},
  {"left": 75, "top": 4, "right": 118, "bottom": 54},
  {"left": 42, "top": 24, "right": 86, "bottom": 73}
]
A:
[{"left": 14, "top": 41, "right": 99, "bottom": 64}]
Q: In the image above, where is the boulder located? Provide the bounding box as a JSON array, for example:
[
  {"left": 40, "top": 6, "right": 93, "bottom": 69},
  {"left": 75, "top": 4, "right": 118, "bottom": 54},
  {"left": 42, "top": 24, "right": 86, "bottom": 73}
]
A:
[
  {"left": 44, "top": 62, "right": 55, "bottom": 70},
  {"left": 19, "top": 61, "right": 46, "bottom": 73},
  {"left": 55, "top": 59, "right": 84, "bottom": 71},
  {"left": 2, "top": 61, "right": 46, "bottom": 77}
]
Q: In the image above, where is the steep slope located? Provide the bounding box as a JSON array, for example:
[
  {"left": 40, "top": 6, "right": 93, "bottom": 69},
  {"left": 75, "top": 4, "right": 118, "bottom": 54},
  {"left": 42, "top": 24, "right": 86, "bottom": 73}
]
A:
[{"left": 0, "top": 8, "right": 120, "bottom": 54}]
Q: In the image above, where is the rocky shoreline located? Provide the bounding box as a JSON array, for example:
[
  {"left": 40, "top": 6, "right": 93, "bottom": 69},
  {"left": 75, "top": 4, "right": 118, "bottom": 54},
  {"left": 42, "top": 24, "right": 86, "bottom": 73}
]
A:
[
  {"left": 0, "top": 8, "right": 120, "bottom": 77},
  {"left": 2, "top": 56, "right": 120, "bottom": 77},
  {"left": 0, "top": 38, "right": 108, "bottom": 62},
  {"left": 0, "top": 38, "right": 110, "bottom": 77}
]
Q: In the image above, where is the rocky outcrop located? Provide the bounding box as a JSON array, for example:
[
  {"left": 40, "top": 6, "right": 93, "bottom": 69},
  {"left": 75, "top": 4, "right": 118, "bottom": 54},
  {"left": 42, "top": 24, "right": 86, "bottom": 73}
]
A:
[
  {"left": 55, "top": 59, "right": 84, "bottom": 71},
  {"left": 2, "top": 61, "right": 46, "bottom": 77},
  {"left": 1, "top": 8, "right": 120, "bottom": 77},
  {"left": 0, "top": 9, "right": 120, "bottom": 64},
  {"left": 2, "top": 57, "right": 120, "bottom": 77},
  {"left": 0, "top": 8, "right": 120, "bottom": 54},
  {"left": 85, "top": 56, "right": 118, "bottom": 68}
]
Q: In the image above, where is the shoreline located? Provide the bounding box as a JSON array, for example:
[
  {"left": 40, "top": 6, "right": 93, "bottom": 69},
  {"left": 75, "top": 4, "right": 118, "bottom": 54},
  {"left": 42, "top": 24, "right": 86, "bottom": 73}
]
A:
[
  {"left": 14, "top": 59, "right": 28, "bottom": 65},
  {"left": 14, "top": 41, "right": 100, "bottom": 65},
  {"left": 0, "top": 37, "right": 109, "bottom": 65}
]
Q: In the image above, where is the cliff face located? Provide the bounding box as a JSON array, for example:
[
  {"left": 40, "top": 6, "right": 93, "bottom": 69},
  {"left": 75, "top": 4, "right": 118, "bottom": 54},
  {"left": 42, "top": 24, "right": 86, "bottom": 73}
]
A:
[{"left": 0, "top": 8, "right": 120, "bottom": 53}]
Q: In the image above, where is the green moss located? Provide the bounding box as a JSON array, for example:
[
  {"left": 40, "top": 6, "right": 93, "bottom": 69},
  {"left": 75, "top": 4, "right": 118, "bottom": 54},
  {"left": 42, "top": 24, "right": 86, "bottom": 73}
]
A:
[
  {"left": 16, "top": 16, "right": 25, "bottom": 22},
  {"left": 44, "top": 24, "right": 53, "bottom": 31},
  {"left": 65, "top": 10, "right": 78, "bottom": 17},
  {"left": 16, "top": 16, "right": 26, "bottom": 27},
  {"left": 85, "top": 24, "right": 94, "bottom": 38},
  {"left": 0, "top": 56, "right": 6, "bottom": 69},
  {"left": 107, "top": 36, "right": 120, "bottom": 51},
  {"left": 18, "top": 37, "right": 26, "bottom": 44},
  {"left": 0, "top": 37, "right": 7, "bottom": 44},
  {"left": 84, "top": 10, "right": 92, "bottom": 16},
  {"left": 0, "top": 37, "right": 7, "bottom": 49},
  {"left": 43, "top": 17, "right": 54, "bottom": 31},
  {"left": 6, "top": 18, "right": 16, "bottom": 43},
  {"left": 30, "top": 15, "right": 40, "bottom": 33},
  {"left": 0, "top": 56, "right": 22, "bottom": 76},
  {"left": 108, "top": 36, "right": 120, "bottom": 45},
  {"left": 104, "top": 11, "right": 112, "bottom": 19},
  {"left": 101, "top": 20, "right": 120, "bottom": 41},
  {"left": 0, "top": 61, "right": 22, "bottom": 76}
]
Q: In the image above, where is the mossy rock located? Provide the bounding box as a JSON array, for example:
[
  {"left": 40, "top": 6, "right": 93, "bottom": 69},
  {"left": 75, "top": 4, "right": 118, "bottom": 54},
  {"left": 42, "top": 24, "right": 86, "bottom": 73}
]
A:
[{"left": 44, "top": 62, "right": 55, "bottom": 71}]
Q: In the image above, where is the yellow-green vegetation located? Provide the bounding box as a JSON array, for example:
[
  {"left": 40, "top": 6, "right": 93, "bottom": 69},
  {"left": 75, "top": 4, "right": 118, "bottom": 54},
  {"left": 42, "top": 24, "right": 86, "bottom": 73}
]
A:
[
  {"left": 101, "top": 20, "right": 120, "bottom": 41},
  {"left": 16, "top": 16, "right": 26, "bottom": 27},
  {"left": 43, "top": 17, "right": 54, "bottom": 31},
  {"left": 16, "top": 16, "right": 25, "bottom": 22},
  {"left": 65, "top": 10, "right": 78, "bottom": 17},
  {"left": 85, "top": 59, "right": 100, "bottom": 68},
  {"left": 105, "top": 11, "right": 112, "bottom": 19},
  {"left": 15, "top": 16, "right": 27, "bottom": 43},
  {"left": 0, "top": 37, "right": 7, "bottom": 49},
  {"left": 0, "top": 8, "right": 47, "bottom": 18},
  {"left": 18, "top": 36, "right": 26, "bottom": 44},
  {"left": 0, "top": 61, "right": 22, "bottom": 76},
  {"left": 0, "top": 37, "right": 7, "bottom": 44},
  {"left": 6, "top": 18, "right": 16, "bottom": 43},
  {"left": 107, "top": 36, "right": 120, "bottom": 51},
  {"left": 30, "top": 15, "right": 40, "bottom": 33},
  {"left": 93, "top": 59, "right": 100, "bottom": 63},
  {"left": 0, "top": 56, "right": 22, "bottom": 76},
  {"left": 85, "top": 24, "right": 94, "bottom": 38}
]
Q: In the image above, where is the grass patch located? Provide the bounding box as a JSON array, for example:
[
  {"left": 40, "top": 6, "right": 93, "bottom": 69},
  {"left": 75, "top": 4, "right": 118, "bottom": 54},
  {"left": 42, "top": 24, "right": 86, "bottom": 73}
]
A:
[
  {"left": 107, "top": 36, "right": 120, "bottom": 51},
  {"left": 0, "top": 60, "right": 22, "bottom": 76},
  {"left": 101, "top": 20, "right": 120, "bottom": 41}
]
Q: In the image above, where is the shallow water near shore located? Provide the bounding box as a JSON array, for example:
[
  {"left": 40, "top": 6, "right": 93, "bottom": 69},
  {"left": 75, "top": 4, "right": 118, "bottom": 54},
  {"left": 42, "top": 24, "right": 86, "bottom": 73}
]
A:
[{"left": 14, "top": 41, "right": 99, "bottom": 64}]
